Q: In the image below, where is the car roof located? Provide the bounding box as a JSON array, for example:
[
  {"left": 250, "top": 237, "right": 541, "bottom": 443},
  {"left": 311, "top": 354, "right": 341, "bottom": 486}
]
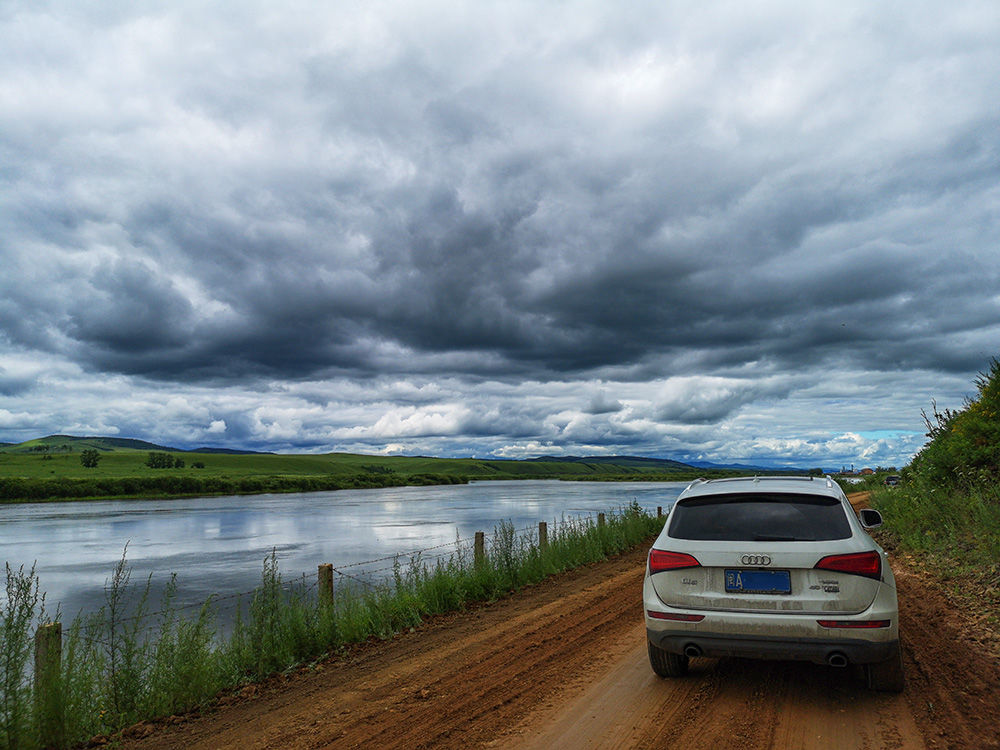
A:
[{"left": 678, "top": 475, "right": 846, "bottom": 501}]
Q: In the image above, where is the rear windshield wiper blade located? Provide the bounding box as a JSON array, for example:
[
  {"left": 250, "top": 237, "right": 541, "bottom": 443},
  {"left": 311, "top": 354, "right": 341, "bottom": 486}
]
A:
[{"left": 752, "top": 534, "right": 812, "bottom": 541}]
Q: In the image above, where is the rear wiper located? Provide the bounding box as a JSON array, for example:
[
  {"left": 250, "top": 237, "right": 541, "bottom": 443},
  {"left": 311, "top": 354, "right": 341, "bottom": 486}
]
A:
[{"left": 752, "top": 534, "right": 812, "bottom": 541}]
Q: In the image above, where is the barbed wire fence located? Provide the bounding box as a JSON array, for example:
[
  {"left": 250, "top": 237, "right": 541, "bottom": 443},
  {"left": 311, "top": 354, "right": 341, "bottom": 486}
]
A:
[
  {"left": 17, "top": 502, "right": 667, "bottom": 747},
  {"left": 44, "top": 510, "right": 627, "bottom": 647}
]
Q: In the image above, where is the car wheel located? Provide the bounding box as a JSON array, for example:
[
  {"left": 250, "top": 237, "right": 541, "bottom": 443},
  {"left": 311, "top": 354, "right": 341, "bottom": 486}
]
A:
[
  {"left": 865, "top": 642, "right": 905, "bottom": 692},
  {"left": 648, "top": 641, "right": 689, "bottom": 678}
]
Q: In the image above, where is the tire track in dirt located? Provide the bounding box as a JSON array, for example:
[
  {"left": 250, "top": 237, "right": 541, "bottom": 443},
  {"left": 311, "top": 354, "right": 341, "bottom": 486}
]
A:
[
  {"left": 120, "top": 546, "right": 655, "bottom": 750},
  {"left": 120, "top": 523, "right": 998, "bottom": 750},
  {"left": 332, "top": 570, "right": 643, "bottom": 749}
]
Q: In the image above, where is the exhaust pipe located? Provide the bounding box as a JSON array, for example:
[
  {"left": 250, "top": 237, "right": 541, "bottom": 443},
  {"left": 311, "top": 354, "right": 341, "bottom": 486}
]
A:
[
  {"left": 827, "top": 652, "right": 848, "bottom": 668},
  {"left": 684, "top": 644, "right": 703, "bottom": 658}
]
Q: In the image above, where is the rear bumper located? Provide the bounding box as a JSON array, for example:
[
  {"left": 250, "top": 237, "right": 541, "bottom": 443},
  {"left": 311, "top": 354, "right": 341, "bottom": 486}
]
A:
[{"left": 647, "top": 628, "right": 898, "bottom": 665}]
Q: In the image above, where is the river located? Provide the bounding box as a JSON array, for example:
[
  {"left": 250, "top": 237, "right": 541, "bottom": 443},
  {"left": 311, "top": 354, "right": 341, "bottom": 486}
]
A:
[{"left": 1, "top": 480, "right": 686, "bottom": 622}]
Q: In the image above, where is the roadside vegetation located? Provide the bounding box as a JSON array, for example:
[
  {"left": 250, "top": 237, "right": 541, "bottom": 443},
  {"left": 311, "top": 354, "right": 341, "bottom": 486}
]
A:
[
  {"left": 0, "top": 503, "right": 663, "bottom": 749},
  {"left": 868, "top": 359, "right": 1000, "bottom": 630}
]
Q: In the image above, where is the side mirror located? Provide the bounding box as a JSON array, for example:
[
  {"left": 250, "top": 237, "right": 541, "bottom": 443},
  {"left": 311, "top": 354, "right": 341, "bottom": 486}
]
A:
[{"left": 858, "top": 508, "right": 883, "bottom": 529}]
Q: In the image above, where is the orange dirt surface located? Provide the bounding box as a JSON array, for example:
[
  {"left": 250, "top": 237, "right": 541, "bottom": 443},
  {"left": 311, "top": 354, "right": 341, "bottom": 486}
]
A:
[{"left": 118, "top": 494, "right": 999, "bottom": 750}]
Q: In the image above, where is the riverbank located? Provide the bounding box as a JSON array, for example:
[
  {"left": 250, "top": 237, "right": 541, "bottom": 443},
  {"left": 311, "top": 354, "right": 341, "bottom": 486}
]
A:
[
  {"left": 0, "top": 437, "right": 747, "bottom": 503},
  {"left": 0, "top": 502, "right": 664, "bottom": 749}
]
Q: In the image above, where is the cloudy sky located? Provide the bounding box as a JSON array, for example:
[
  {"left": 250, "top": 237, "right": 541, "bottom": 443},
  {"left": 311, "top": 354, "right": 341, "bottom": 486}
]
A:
[{"left": 1, "top": 1, "right": 998, "bottom": 469}]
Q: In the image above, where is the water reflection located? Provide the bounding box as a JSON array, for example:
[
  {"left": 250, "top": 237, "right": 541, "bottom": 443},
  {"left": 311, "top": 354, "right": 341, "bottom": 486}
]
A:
[{"left": 1, "top": 480, "right": 685, "bottom": 621}]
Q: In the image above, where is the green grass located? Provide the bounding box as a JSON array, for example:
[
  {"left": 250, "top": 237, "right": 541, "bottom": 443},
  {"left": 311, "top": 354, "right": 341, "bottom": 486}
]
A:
[
  {"left": 0, "top": 437, "right": 739, "bottom": 503},
  {"left": 0, "top": 503, "right": 663, "bottom": 749},
  {"left": 870, "top": 479, "right": 1000, "bottom": 571},
  {"left": 860, "top": 361, "right": 1000, "bottom": 632},
  {"left": 0, "top": 445, "right": 694, "bottom": 482},
  {"left": 869, "top": 478, "right": 1000, "bottom": 637}
]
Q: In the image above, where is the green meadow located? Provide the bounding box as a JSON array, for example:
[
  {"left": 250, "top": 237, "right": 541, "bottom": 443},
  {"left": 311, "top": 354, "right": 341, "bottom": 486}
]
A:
[{"left": 0, "top": 436, "right": 725, "bottom": 503}]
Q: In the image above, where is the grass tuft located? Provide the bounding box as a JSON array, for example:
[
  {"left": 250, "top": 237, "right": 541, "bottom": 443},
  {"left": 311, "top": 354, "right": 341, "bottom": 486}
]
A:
[{"left": 0, "top": 502, "right": 662, "bottom": 748}]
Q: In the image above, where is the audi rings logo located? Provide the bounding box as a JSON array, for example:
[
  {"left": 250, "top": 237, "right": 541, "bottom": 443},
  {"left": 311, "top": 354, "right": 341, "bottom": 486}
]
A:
[{"left": 740, "top": 554, "right": 771, "bottom": 566}]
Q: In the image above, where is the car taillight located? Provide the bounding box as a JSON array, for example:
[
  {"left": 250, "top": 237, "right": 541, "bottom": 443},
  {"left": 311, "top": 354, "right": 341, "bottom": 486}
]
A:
[
  {"left": 647, "top": 611, "right": 705, "bottom": 622},
  {"left": 817, "top": 619, "right": 891, "bottom": 628},
  {"left": 814, "top": 551, "right": 882, "bottom": 580},
  {"left": 648, "top": 549, "right": 700, "bottom": 573}
]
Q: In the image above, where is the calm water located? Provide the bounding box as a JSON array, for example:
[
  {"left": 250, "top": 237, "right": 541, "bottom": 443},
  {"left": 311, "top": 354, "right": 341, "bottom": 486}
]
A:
[{"left": 1, "top": 480, "right": 685, "bottom": 621}]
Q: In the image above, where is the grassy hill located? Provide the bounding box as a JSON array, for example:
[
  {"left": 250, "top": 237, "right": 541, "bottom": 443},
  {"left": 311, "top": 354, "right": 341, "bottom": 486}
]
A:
[
  {"left": 6, "top": 434, "right": 264, "bottom": 454},
  {"left": 0, "top": 434, "right": 735, "bottom": 503}
]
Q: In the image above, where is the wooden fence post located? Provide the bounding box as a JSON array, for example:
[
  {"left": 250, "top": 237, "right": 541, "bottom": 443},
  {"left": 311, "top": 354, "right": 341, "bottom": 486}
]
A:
[
  {"left": 657, "top": 506, "right": 662, "bottom": 517},
  {"left": 34, "top": 621, "right": 63, "bottom": 748},
  {"left": 598, "top": 512, "right": 605, "bottom": 528},
  {"left": 318, "top": 564, "right": 333, "bottom": 606},
  {"left": 474, "top": 531, "right": 485, "bottom": 565},
  {"left": 538, "top": 521, "right": 548, "bottom": 552}
]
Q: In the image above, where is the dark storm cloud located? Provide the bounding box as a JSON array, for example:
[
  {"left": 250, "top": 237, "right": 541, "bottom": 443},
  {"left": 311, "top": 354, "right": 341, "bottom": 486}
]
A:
[
  {"left": 67, "top": 258, "right": 194, "bottom": 353},
  {"left": 5, "top": 5, "right": 996, "bottom": 383},
  {"left": 0, "top": 367, "right": 34, "bottom": 397},
  {"left": 1, "top": 1, "right": 999, "bottom": 465}
]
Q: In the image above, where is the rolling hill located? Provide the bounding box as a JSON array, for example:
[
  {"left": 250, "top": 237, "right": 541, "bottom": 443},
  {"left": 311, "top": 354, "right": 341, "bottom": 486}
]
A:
[{"left": 0, "top": 434, "right": 786, "bottom": 503}]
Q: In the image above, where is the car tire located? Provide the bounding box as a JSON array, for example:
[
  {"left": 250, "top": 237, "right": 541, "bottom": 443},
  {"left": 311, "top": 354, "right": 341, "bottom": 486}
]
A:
[
  {"left": 648, "top": 641, "right": 689, "bottom": 677},
  {"left": 865, "top": 642, "right": 905, "bottom": 693}
]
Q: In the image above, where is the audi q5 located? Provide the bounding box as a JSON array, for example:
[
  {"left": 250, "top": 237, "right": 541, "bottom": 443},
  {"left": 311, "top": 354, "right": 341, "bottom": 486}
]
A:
[{"left": 643, "top": 476, "right": 903, "bottom": 691}]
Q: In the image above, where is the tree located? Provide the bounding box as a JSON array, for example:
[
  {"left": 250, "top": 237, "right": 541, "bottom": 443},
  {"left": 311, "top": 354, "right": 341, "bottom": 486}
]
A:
[
  {"left": 146, "top": 452, "right": 172, "bottom": 468},
  {"left": 146, "top": 452, "right": 185, "bottom": 469},
  {"left": 80, "top": 449, "right": 102, "bottom": 468}
]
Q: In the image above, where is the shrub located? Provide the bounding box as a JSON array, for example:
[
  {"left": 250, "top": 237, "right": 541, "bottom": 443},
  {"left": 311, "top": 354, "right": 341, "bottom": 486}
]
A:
[
  {"left": 145, "top": 452, "right": 184, "bottom": 469},
  {"left": 80, "top": 449, "right": 102, "bottom": 468},
  {"left": 870, "top": 358, "right": 1000, "bottom": 598},
  {"left": 909, "top": 358, "right": 1000, "bottom": 488}
]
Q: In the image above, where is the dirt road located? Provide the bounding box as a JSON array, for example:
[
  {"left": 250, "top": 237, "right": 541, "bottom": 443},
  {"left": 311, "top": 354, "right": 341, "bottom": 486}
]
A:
[{"left": 121, "top": 502, "right": 999, "bottom": 750}]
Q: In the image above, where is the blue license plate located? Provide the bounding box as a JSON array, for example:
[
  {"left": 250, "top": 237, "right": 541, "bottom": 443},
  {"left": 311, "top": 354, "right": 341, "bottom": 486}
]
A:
[{"left": 725, "top": 569, "right": 791, "bottom": 594}]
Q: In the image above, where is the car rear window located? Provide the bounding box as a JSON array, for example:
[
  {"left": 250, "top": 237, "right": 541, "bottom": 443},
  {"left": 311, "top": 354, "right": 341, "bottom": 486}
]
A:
[{"left": 667, "top": 492, "right": 852, "bottom": 541}]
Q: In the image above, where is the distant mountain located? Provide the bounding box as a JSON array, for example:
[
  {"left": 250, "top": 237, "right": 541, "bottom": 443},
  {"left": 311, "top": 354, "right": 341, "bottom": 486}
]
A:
[
  {"left": 187, "top": 446, "right": 272, "bottom": 455},
  {"left": 1, "top": 435, "right": 269, "bottom": 455},
  {"left": 525, "top": 455, "right": 697, "bottom": 471},
  {"left": 2, "top": 435, "right": 176, "bottom": 453},
  {"left": 527, "top": 454, "right": 812, "bottom": 474},
  {"left": 685, "top": 459, "right": 825, "bottom": 473}
]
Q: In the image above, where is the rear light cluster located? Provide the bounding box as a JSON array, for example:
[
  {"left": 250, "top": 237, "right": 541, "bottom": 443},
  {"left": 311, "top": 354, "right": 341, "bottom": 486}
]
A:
[
  {"left": 649, "top": 549, "right": 883, "bottom": 581},
  {"left": 817, "top": 619, "right": 891, "bottom": 629},
  {"left": 648, "top": 549, "right": 700, "bottom": 574},
  {"left": 813, "top": 551, "right": 882, "bottom": 580}
]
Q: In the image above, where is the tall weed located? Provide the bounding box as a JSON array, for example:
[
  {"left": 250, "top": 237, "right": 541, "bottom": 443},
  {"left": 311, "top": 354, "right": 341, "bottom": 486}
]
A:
[
  {"left": 0, "top": 504, "right": 663, "bottom": 749},
  {"left": 1, "top": 563, "right": 45, "bottom": 750}
]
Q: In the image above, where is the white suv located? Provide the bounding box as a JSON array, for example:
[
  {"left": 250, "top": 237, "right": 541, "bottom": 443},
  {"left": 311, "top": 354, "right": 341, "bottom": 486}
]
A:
[{"left": 644, "top": 476, "right": 904, "bottom": 691}]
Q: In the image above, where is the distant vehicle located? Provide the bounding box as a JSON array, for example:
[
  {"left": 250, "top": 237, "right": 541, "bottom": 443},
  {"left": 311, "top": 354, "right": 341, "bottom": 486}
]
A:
[
  {"left": 884, "top": 475, "right": 900, "bottom": 486},
  {"left": 644, "top": 476, "right": 904, "bottom": 691}
]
